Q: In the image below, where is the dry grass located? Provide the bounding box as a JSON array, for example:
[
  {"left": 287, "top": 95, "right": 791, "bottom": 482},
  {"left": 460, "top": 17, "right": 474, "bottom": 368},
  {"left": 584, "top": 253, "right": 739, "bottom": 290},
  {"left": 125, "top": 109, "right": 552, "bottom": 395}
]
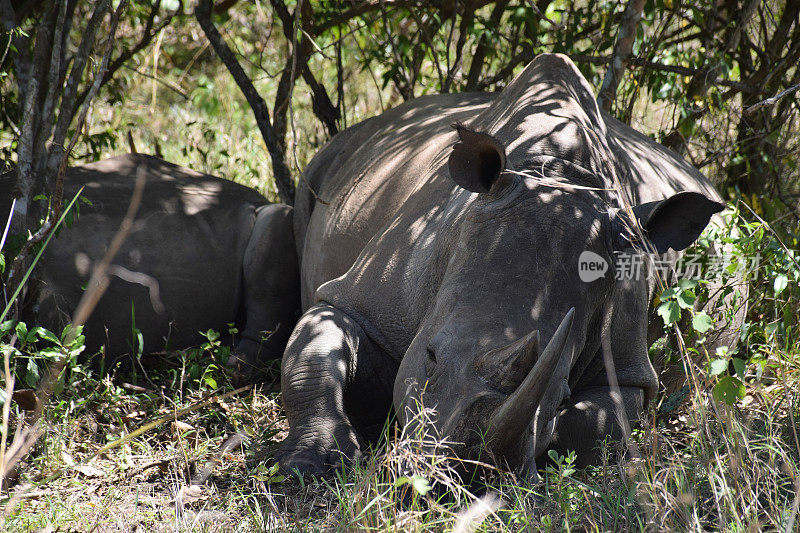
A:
[{"left": 0, "top": 340, "right": 797, "bottom": 532}]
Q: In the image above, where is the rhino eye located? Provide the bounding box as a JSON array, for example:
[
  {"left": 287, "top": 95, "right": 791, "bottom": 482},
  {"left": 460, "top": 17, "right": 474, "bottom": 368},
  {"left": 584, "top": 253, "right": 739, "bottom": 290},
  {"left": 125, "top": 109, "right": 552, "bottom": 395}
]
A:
[{"left": 426, "top": 346, "right": 437, "bottom": 363}]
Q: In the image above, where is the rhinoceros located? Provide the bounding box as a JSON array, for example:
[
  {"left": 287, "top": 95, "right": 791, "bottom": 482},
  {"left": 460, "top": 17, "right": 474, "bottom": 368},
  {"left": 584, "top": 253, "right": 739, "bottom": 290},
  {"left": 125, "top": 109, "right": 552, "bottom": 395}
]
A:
[
  {"left": 1, "top": 154, "right": 299, "bottom": 379},
  {"left": 276, "top": 54, "right": 727, "bottom": 476}
]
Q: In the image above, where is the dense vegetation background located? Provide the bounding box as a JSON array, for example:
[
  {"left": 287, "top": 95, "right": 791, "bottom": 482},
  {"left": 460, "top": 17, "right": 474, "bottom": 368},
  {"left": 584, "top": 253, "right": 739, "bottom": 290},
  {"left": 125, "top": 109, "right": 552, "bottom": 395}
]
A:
[{"left": 0, "top": 0, "right": 798, "bottom": 530}]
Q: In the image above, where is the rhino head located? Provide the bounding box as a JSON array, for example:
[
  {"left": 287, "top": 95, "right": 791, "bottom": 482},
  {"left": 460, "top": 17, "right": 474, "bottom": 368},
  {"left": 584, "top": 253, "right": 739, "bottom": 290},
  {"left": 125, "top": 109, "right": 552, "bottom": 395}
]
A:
[{"left": 392, "top": 125, "right": 724, "bottom": 476}]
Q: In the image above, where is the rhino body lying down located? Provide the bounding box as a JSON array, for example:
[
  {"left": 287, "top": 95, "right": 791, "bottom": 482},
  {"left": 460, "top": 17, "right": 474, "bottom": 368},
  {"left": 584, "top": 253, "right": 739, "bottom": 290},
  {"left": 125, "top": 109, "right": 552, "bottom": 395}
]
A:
[
  {"left": 2, "top": 155, "right": 299, "bottom": 377},
  {"left": 276, "top": 54, "right": 728, "bottom": 476}
]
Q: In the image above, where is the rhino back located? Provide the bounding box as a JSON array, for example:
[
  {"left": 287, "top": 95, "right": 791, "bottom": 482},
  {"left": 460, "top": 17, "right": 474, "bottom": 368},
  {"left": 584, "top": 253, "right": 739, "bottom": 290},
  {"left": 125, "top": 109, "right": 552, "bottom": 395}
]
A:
[
  {"left": 604, "top": 114, "right": 721, "bottom": 204},
  {"left": 298, "top": 93, "right": 493, "bottom": 308},
  {"left": 30, "top": 154, "right": 267, "bottom": 356}
]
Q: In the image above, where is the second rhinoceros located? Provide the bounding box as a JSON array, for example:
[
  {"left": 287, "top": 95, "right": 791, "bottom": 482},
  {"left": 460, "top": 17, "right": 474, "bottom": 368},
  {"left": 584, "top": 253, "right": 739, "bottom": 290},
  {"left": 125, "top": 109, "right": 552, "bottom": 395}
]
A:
[
  {"left": 277, "top": 54, "right": 726, "bottom": 476},
  {"left": 2, "top": 154, "right": 299, "bottom": 379}
]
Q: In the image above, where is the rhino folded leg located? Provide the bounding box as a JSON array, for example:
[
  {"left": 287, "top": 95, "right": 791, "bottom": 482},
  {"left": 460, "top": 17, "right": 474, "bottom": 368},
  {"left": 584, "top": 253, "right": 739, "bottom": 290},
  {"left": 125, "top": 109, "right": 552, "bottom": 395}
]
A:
[
  {"left": 228, "top": 205, "right": 300, "bottom": 385},
  {"left": 547, "top": 385, "right": 644, "bottom": 467},
  {"left": 276, "top": 303, "right": 394, "bottom": 475}
]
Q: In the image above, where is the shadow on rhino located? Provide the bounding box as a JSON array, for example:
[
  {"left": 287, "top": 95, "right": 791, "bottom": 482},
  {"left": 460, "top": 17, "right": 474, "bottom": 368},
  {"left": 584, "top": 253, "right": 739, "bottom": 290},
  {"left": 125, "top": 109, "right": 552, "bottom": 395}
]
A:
[
  {"left": 1, "top": 155, "right": 300, "bottom": 383},
  {"left": 277, "top": 54, "right": 739, "bottom": 479}
]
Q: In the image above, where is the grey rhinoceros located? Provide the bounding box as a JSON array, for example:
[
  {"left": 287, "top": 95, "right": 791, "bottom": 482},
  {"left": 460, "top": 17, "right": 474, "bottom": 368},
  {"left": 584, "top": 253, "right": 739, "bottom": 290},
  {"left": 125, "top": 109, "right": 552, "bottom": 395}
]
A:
[
  {"left": 276, "top": 54, "right": 726, "bottom": 476},
  {"left": 1, "top": 154, "right": 299, "bottom": 378}
]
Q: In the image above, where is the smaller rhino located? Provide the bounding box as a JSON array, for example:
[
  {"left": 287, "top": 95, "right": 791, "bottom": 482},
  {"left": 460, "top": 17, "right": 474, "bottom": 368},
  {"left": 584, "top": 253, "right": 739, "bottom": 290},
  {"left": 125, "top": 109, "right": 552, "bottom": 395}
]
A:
[{"left": 2, "top": 154, "right": 300, "bottom": 380}]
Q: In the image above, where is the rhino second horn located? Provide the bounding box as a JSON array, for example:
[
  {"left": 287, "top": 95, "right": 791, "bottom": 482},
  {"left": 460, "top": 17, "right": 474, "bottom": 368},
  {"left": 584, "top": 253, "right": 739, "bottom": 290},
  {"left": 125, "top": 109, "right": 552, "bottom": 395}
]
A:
[
  {"left": 486, "top": 307, "right": 575, "bottom": 463},
  {"left": 475, "top": 329, "right": 540, "bottom": 393}
]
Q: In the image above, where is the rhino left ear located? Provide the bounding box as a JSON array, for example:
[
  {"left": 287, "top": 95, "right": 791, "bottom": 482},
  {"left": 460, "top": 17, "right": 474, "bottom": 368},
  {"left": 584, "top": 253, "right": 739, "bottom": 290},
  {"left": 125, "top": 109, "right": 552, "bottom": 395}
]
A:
[
  {"left": 617, "top": 191, "right": 724, "bottom": 253},
  {"left": 448, "top": 124, "right": 507, "bottom": 194}
]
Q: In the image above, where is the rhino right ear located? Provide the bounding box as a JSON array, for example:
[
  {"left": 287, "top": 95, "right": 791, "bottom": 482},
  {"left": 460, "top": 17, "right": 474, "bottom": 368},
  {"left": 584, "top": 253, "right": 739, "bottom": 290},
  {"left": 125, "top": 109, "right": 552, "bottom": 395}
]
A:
[
  {"left": 614, "top": 191, "right": 724, "bottom": 253},
  {"left": 448, "top": 124, "right": 507, "bottom": 194}
]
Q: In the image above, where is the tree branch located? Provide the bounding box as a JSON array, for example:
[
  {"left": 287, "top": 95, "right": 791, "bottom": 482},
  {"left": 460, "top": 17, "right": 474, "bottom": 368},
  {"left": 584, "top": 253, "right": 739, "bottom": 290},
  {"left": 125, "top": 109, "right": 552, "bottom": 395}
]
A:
[
  {"left": 12, "top": 0, "right": 57, "bottom": 232},
  {"left": 195, "top": 0, "right": 295, "bottom": 204},
  {"left": 596, "top": 0, "right": 645, "bottom": 113},
  {"left": 465, "top": 0, "right": 509, "bottom": 91},
  {"left": 270, "top": 0, "right": 339, "bottom": 137},
  {"left": 48, "top": 0, "right": 110, "bottom": 165}
]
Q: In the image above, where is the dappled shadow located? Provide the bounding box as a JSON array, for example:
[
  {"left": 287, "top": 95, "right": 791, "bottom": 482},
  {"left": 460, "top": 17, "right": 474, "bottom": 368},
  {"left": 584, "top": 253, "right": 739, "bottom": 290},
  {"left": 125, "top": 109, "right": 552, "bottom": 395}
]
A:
[
  {"left": 292, "top": 53, "right": 717, "bottom": 462},
  {"left": 17, "top": 154, "right": 270, "bottom": 359}
]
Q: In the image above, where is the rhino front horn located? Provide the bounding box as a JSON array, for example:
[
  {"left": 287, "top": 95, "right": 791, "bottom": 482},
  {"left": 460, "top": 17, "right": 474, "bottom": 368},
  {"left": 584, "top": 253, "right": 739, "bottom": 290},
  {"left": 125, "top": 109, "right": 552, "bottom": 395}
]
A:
[{"left": 486, "top": 307, "right": 575, "bottom": 464}]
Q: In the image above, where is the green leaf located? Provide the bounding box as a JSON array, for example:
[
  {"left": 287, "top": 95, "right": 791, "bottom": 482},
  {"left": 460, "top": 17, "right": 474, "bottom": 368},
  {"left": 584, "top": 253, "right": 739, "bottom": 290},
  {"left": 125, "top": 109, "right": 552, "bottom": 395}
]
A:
[
  {"left": 692, "top": 312, "right": 714, "bottom": 333},
  {"left": 713, "top": 376, "right": 745, "bottom": 405},
  {"left": 731, "top": 358, "right": 746, "bottom": 379},
  {"left": 676, "top": 289, "right": 696, "bottom": 309},
  {"left": 395, "top": 475, "right": 432, "bottom": 496},
  {"left": 708, "top": 358, "right": 728, "bottom": 376},
  {"left": 677, "top": 279, "right": 699, "bottom": 290},
  {"left": 773, "top": 274, "right": 788, "bottom": 295},
  {"left": 25, "top": 359, "right": 39, "bottom": 387},
  {"left": 203, "top": 375, "right": 218, "bottom": 390},
  {"left": 657, "top": 300, "right": 681, "bottom": 326},
  {"left": 660, "top": 287, "right": 677, "bottom": 300},
  {"left": 253, "top": 463, "right": 285, "bottom": 484},
  {"left": 15, "top": 322, "right": 28, "bottom": 343},
  {"left": 38, "top": 328, "right": 60, "bottom": 344},
  {"left": 30, "top": 326, "right": 50, "bottom": 341}
]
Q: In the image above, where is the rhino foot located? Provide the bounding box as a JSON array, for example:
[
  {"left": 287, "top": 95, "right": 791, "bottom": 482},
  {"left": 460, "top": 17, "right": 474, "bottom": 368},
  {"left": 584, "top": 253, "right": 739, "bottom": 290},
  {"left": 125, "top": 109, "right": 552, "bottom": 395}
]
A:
[
  {"left": 275, "top": 425, "right": 362, "bottom": 476},
  {"left": 227, "top": 337, "right": 281, "bottom": 387}
]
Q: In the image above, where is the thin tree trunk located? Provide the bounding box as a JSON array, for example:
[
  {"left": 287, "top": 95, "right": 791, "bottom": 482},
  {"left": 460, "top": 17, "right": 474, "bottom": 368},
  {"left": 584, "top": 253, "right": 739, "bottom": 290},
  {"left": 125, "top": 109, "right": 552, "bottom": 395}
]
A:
[
  {"left": 597, "top": 0, "right": 645, "bottom": 114},
  {"left": 195, "top": 0, "right": 295, "bottom": 205}
]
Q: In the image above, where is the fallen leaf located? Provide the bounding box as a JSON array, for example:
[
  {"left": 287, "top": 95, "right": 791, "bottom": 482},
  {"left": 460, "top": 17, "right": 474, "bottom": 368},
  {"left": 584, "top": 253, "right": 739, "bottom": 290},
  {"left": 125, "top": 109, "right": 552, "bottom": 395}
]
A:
[{"left": 74, "top": 464, "right": 104, "bottom": 478}]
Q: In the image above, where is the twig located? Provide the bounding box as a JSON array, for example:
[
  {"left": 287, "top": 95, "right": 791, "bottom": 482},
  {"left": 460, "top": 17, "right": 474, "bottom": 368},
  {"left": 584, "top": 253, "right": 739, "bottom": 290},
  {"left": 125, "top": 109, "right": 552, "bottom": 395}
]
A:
[
  {"left": 190, "top": 431, "right": 246, "bottom": 486},
  {"left": 122, "top": 64, "right": 190, "bottom": 100},
  {"left": 125, "top": 456, "right": 179, "bottom": 478},
  {"left": 0, "top": 336, "right": 17, "bottom": 493},
  {"left": 11, "top": 482, "right": 101, "bottom": 500},
  {"left": 745, "top": 82, "right": 800, "bottom": 115}
]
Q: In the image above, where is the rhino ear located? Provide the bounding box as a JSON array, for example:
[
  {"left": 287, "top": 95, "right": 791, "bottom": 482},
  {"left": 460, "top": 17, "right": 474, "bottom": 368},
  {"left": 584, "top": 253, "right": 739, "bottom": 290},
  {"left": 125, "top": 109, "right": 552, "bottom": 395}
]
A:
[
  {"left": 448, "top": 124, "right": 507, "bottom": 194},
  {"left": 619, "top": 191, "right": 724, "bottom": 253}
]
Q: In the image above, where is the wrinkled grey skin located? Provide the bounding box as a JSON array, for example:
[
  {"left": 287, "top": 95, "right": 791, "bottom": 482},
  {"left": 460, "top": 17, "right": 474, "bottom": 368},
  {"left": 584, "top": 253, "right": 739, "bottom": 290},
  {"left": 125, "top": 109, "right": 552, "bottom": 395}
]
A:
[
  {"left": 1, "top": 154, "right": 299, "bottom": 379},
  {"left": 278, "top": 54, "right": 726, "bottom": 476}
]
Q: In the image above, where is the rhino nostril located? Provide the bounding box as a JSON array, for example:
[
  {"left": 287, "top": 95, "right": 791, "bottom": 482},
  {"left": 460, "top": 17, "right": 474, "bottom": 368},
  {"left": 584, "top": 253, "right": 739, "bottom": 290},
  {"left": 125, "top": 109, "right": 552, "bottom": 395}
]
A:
[{"left": 426, "top": 346, "right": 437, "bottom": 363}]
